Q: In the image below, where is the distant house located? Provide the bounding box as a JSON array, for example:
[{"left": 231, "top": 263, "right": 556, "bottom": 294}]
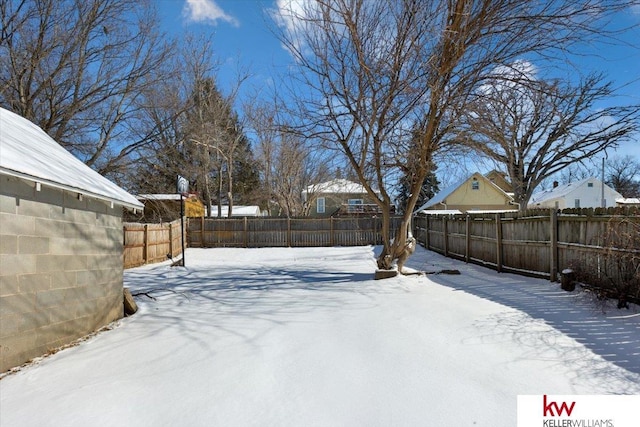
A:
[
  {"left": 528, "top": 178, "right": 622, "bottom": 210},
  {"left": 0, "top": 107, "right": 143, "bottom": 372},
  {"left": 302, "top": 179, "right": 381, "bottom": 217},
  {"left": 415, "top": 172, "right": 517, "bottom": 214},
  {"left": 134, "top": 194, "right": 205, "bottom": 221}
]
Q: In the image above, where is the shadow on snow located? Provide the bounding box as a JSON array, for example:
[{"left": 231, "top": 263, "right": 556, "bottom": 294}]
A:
[
  {"left": 404, "top": 245, "right": 640, "bottom": 379},
  {"left": 123, "top": 246, "right": 639, "bottom": 384}
]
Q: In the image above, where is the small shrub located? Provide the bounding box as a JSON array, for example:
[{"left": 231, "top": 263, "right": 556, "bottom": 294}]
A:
[{"left": 572, "top": 217, "right": 640, "bottom": 309}]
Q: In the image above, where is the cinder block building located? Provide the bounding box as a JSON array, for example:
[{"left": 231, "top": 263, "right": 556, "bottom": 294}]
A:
[{"left": 0, "top": 108, "right": 143, "bottom": 372}]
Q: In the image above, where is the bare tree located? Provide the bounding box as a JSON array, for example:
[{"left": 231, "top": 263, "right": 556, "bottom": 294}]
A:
[
  {"left": 606, "top": 155, "right": 640, "bottom": 198},
  {"left": 0, "top": 0, "right": 172, "bottom": 177},
  {"left": 274, "top": 0, "right": 637, "bottom": 271},
  {"left": 456, "top": 70, "right": 640, "bottom": 209},
  {"left": 125, "top": 35, "right": 217, "bottom": 195},
  {"left": 126, "top": 35, "right": 259, "bottom": 216},
  {"left": 0, "top": 0, "right": 30, "bottom": 45},
  {"left": 246, "top": 99, "right": 332, "bottom": 217},
  {"left": 187, "top": 78, "right": 255, "bottom": 218}
]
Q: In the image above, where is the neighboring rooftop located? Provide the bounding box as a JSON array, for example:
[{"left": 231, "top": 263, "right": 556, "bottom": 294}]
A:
[
  {"left": 616, "top": 198, "right": 640, "bottom": 205},
  {"left": 303, "top": 179, "right": 378, "bottom": 195},
  {"left": 529, "top": 177, "right": 619, "bottom": 205},
  {"left": 209, "top": 205, "right": 264, "bottom": 217},
  {"left": 138, "top": 194, "right": 194, "bottom": 201}
]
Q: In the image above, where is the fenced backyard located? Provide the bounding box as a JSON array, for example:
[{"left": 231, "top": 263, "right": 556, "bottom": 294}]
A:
[
  {"left": 187, "top": 216, "right": 404, "bottom": 248},
  {"left": 414, "top": 208, "right": 640, "bottom": 302},
  {"left": 124, "top": 211, "right": 639, "bottom": 304},
  {"left": 123, "top": 219, "right": 182, "bottom": 268}
]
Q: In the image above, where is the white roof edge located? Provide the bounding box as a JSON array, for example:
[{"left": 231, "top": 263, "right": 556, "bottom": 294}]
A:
[
  {"left": 616, "top": 197, "right": 640, "bottom": 204},
  {"left": 1, "top": 167, "right": 143, "bottom": 210},
  {"left": 303, "top": 178, "right": 380, "bottom": 195},
  {"left": 137, "top": 194, "right": 182, "bottom": 201},
  {"left": 416, "top": 209, "right": 463, "bottom": 215},
  {"left": 0, "top": 107, "right": 143, "bottom": 211}
]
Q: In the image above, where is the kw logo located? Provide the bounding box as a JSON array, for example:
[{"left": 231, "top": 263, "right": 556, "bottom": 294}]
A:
[{"left": 543, "top": 395, "right": 576, "bottom": 417}]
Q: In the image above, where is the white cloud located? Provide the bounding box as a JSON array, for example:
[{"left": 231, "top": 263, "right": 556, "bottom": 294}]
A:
[
  {"left": 270, "top": 0, "right": 315, "bottom": 57},
  {"left": 183, "top": 0, "right": 239, "bottom": 27},
  {"left": 272, "top": 0, "right": 307, "bottom": 34}
]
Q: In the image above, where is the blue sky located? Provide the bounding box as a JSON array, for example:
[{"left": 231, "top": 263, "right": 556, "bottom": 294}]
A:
[
  {"left": 158, "top": 1, "right": 640, "bottom": 98},
  {"left": 157, "top": 0, "right": 640, "bottom": 180},
  {"left": 157, "top": 0, "right": 290, "bottom": 97}
]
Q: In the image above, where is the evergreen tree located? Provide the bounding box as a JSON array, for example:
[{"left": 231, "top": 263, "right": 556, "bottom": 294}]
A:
[{"left": 397, "top": 172, "right": 440, "bottom": 214}]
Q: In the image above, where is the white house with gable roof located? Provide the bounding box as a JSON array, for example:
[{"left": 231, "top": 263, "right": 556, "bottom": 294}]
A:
[{"left": 528, "top": 177, "right": 622, "bottom": 210}]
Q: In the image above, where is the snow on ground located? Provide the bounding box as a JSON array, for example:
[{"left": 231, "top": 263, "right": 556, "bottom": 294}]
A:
[{"left": 1, "top": 245, "right": 639, "bottom": 426}]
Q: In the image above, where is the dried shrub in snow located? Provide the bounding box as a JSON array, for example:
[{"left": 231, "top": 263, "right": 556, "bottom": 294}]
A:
[{"left": 573, "top": 216, "right": 640, "bottom": 308}]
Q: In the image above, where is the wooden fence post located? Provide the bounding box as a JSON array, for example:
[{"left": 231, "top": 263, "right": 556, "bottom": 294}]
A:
[
  {"left": 169, "top": 222, "right": 173, "bottom": 257},
  {"left": 330, "top": 217, "right": 334, "bottom": 246},
  {"left": 143, "top": 224, "right": 149, "bottom": 264},
  {"left": 495, "top": 214, "right": 503, "bottom": 273},
  {"left": 550, "top": 209, "right": 558, "bottom": 282},
  {"left": 443, "top": 216, "right": 449, "bottom": 257},
  {"left": 287, "top": 217, "right": 292, "bottom": 247},
  {"left": 465, "top": 214, "right": 471, "bottom": 263},
  {"left": 244, "top": 217, "right": 248, "bottom": 248},
  {"left": 425, "top": 215, "right": 430, "bottom": 249},
  {"left": 200, "top": 216, "right": 205, "bottom": 248}
]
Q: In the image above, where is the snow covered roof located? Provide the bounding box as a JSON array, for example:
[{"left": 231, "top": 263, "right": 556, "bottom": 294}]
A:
[
  {"left": 616, "top": 198, "right": 640, "bottom": 205},
  {"left": 416, "top": 209, "right": 463, "bottom": 215},
  {"left": 303, "top": 179, "right": 378, "bottom": 195},
  {"left": 0, "top": 108, "right": 143, "bottom": 210},
  {"left": 138, "top": 194, "right": 182, "bottom": 201},
  {"left": 415, "top": 177, "right": 467, "bottom": 211},
  {"left": 467, "top": 209, "right": 518, "bottom": 214},
  {"left": 209, "top": 205, "right": 264, "bottom": 217},
  {"left": 137, "top": 194, "right": 201, "bottom": 201},
  {"left": 529, "top": 177, "right": 620, "bottom": 205}
]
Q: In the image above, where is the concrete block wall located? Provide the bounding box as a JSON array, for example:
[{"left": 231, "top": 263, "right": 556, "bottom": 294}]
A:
[{"left": 1, "top": 175, "right": 124, "bottom": 372}]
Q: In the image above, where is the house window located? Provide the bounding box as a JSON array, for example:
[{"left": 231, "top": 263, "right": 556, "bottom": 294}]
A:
[
  {"left": 317, "top": 197, "right": 325, "bottom": 213},
  {"left": 471, "top": 179, "right": 479, "bottom": 190},
  {"left": 587, "top": 182, "right": 594, "bottom": 188},
  {"left": 574, "top": 199, "right": 580, "bottom": 208}
]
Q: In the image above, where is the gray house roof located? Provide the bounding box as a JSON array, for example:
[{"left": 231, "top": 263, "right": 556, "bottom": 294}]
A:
[{"left": 0, "top": 108, "right": 142, "bottom": 210}]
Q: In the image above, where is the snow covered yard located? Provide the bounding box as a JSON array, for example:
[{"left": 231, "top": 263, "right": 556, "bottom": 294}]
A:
[{"left": 1, "top": 245, "right": 639, "bottom": 426}]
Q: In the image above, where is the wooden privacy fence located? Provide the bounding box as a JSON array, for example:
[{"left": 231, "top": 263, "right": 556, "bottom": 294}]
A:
[
  {"left": 123, "top": 219, "right": 182, "bottom": 268},
  {"left": 413, "top": 208, "right": 640, "bottom": 282},
  {"left": 187, "top": 216, "right": 403, "bottom": 248}
]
